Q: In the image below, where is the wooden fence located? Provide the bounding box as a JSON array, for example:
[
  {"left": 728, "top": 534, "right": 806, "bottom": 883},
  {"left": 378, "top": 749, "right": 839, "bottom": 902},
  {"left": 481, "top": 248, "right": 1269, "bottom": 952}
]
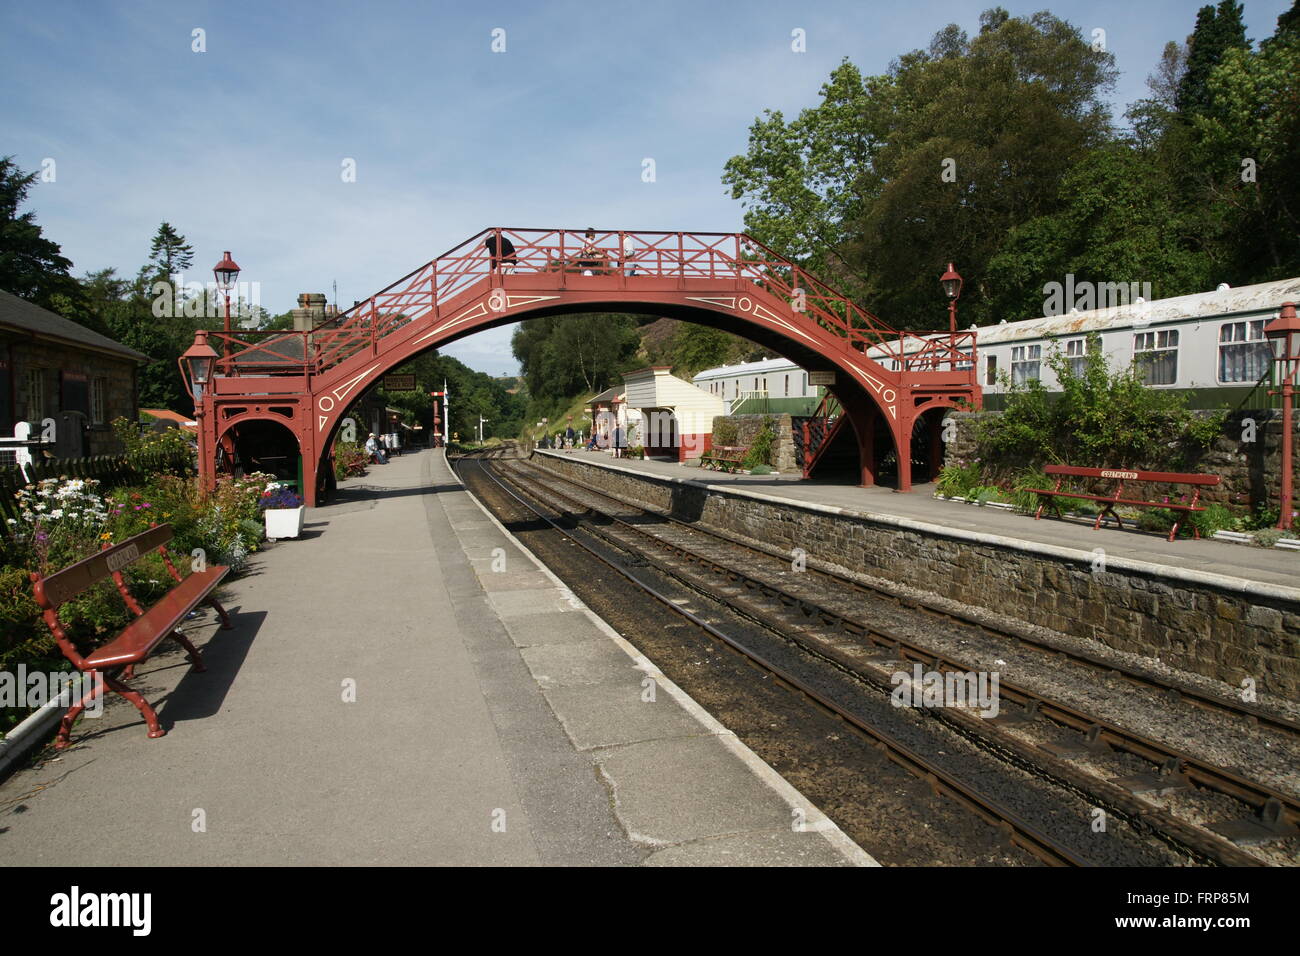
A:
[{"left": 0, "top": 450, "right": 193, "bottom": 537}]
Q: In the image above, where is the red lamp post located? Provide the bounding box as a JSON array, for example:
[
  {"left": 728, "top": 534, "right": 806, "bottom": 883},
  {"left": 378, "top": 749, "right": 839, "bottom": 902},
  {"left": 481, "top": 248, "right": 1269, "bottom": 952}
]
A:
[
  {"left": 179, "top": 331, "right": 220, "bottom": 492},
  {"left": 212, "top": 251, "right": 240, "bottom": 363},
  {"left": 1265, "top": 302, "right": 1300, "bottom": 530},
  {"left": 940, "top": 262, "right": 962, "bottom": 359}
]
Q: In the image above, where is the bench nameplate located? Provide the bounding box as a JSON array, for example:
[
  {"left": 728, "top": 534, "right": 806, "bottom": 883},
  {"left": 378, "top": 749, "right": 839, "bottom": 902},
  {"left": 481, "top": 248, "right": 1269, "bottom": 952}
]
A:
[
  {"left": 106, "top": 544, "right": 140, "bottom": 572},
  {"left": 1099, "top": 470, "right": 1139, "bottom": 480}
]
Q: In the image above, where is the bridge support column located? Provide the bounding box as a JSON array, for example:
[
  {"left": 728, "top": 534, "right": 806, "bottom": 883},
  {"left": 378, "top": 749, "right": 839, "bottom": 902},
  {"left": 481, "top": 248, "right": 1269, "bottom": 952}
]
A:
[
  {"left": 894, "top": 419, "right": 913, "bottom": 493},
  {"left": 855, "top": 411, "right": 875, "bottom": 488},
  {"left": 928, "top": 412, "right": 945, "bottom": 482}
]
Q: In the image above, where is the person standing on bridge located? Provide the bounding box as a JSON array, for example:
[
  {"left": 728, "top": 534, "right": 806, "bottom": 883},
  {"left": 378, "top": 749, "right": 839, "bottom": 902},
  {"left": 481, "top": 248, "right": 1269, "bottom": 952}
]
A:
[
  {"left": 621, "top": 234, "right": 637, "bottom": 276},
  {"left": 578, "top": 228, "right": 601, "bottom": 274},
  {"left": 485, "top": 234, "right": 517, "bottom": 274}
]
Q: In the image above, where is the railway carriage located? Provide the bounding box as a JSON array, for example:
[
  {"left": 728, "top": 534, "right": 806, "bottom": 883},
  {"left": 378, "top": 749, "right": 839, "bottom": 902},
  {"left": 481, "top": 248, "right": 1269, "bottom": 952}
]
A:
[{"left": 872, "top": 276, "right": 1300, "bottom": 410}]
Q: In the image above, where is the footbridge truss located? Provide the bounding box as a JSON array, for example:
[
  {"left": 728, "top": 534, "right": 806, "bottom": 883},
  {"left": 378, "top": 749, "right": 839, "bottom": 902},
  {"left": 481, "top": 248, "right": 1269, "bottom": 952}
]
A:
[{"left": 196, "top": 227, "right": 981, "bottom": 504}]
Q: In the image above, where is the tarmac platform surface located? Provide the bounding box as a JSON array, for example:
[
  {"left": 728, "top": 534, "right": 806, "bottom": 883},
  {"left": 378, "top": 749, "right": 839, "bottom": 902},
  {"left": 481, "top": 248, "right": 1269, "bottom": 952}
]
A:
[
  {"left": 540, "top": 449, "right": 1300, "bottom": 594},
  {"left": 0, "top": 449, "right": 870, "bottom": 867}
]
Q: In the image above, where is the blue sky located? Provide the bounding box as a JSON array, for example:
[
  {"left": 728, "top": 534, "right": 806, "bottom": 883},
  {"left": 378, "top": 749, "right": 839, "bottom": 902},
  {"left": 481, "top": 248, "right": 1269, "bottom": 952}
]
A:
[{"left": 1, "top": 0, "right": 1291, "bottom": 375}]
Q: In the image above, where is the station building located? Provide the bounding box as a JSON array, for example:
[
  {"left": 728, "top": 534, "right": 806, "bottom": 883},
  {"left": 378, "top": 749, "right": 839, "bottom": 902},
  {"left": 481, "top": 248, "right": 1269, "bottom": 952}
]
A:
[
  {"left": 619, "top": 367, "right": 725, "bottom": 461},
  {"left": 691, "top": 356, "right": 822, "bottom": 416},
  {"left": 0, "top": 289, "right": 147, "bottom": 462}
]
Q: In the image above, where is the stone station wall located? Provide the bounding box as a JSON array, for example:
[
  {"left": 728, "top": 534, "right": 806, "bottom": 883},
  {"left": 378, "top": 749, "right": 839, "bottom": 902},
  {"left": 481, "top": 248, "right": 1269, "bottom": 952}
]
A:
[{"left": 531, "top": 451, "right": 1300, "bottom": 701}]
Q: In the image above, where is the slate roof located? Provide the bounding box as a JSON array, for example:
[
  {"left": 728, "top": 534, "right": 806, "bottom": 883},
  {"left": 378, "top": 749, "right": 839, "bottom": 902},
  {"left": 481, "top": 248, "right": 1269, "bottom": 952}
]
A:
[{"left": 0, "top": 288, "right": 149, "bottom": 362}]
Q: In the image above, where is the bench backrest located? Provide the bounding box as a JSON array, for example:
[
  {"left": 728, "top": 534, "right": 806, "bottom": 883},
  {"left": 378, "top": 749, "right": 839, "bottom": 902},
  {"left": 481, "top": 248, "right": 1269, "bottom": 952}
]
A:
[
  {"left": 32, "top": 524, "right": 173, "bottom": 609},
  {"left": 1043, "top": 464, "right": 1220, "bottom": 486}
]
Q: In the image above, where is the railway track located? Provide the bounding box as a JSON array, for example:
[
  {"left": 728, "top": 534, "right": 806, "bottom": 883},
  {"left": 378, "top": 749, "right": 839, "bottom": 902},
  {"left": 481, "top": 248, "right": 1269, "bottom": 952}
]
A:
[
  {"left": 455, "top": 448, "right": 1295, "bottom": 865},
  {"left": 461, "top": 448, "right": 1298, "bottom": 865}
]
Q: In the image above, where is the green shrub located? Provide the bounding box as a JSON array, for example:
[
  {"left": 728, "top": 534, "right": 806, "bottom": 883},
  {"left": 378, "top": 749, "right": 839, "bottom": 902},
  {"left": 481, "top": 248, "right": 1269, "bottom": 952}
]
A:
[
  {"left": 976, "top": 334, "right": 1224, "bottom": 470},
  {"left": 1008, "top": 469, "right": 1051, "bottom": 514},
  {"left": 1188, "top": 503, "right": 1235, "bottom": 538},
  {"left": 1253, "top": 528, "right": 1285, "bottom": 548},
  {"left": 935, "top": 461, "right": 982, "bottom": 498},
  {"left": 972, "top": 485, "right": 1003, "bottom": 505},
  {"left": 713, "top": 419, "right": 739, "bottom": 446},
  {"left": 1136, "top": 508, "right": 1176, "bottom": 534},
  {"left": 749, "top": 464, "right": 774, "bottom": 475},
  {"left": 743, "top": 417, "right": 777, "bottom": 469},
  {"left": 1241, "top": 504, "right": 1281, "bottom": 531}
]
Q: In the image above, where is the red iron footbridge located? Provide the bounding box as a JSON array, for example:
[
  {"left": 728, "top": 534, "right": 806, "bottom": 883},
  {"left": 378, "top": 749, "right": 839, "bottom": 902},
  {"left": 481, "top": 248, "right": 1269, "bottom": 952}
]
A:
[{"left": 186, "top": 227, "right": 981, "bottom": 505}]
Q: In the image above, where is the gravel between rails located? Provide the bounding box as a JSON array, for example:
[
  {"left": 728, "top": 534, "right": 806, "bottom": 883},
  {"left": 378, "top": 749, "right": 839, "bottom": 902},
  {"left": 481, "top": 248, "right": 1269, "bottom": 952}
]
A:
[
  {"left": 463, "top": 454, "right": 1192, "bottom": 866},
  {"left": 506, "top": 455, "right": 1298, "bottom": 866}
]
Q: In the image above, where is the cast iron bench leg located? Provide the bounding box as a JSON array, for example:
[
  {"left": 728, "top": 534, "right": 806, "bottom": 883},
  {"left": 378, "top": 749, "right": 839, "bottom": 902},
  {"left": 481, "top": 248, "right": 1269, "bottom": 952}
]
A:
[
  {"left": 55, "top": 672, "right": 104, "bottom": 750},
  {"left": 169, "top": 630, "right": 206, "bottom": 672},
  {"left": 104, "top": 672, "right": 166, "bottom": 740}
]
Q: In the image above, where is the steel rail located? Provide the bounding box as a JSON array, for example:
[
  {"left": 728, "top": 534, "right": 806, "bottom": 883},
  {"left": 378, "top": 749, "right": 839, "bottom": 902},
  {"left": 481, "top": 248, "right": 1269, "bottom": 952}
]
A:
[
  {"left": 515, "top": 455, "right": 1300, "bottom": 738},
  {"left": 503, "top": 457, "right": 1300, "bottom": 831},
  {"left": 458, "top": 452, "right": 1090, "bottom": 867}
]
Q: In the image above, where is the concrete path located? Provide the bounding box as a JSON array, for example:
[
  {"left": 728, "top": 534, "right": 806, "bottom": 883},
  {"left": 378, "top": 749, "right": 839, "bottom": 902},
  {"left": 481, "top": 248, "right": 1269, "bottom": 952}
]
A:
[
  {"left": 0, "top": 448, "right": 869, "bottom": 867},
  {"left": 547, "top": 450, "right": 1300, "bottom": 592}
]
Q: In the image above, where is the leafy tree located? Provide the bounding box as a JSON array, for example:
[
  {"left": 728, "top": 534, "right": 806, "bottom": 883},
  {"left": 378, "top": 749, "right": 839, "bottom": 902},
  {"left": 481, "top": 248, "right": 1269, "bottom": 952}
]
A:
[
  {"left": 1176, "top": 1, "right": 1249, "bottom": 117},
  {"left": 1189, "top": 24, "right": 1300, "bottom": 278},
  {"left": 724, "top": 9, "right": 1117, "bottom": 328},
  {"left": 985, "top": 144, "right": 1211, "bottom": 319},
  {"left": 512, "top": 314, "right": 639, "bottom": 400},
  {"left": 0, "top": 157, "right": 81, "bottom": 310},
  {"left": 147, "top": 222, "right": 194, "bottom": 280}
]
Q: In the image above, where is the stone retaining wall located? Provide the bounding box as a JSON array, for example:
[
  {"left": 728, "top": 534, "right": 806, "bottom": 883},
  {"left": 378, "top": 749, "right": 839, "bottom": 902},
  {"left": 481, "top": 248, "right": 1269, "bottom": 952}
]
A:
[{"left": 532, "top": 451, "right": 1300, "bottom": 701}]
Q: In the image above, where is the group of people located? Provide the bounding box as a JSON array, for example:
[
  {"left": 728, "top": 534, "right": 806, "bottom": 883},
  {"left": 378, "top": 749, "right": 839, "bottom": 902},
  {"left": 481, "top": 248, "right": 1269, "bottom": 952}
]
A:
[
  {"left": 485, "top": 228, "right": 638, "bottom": 276},
  {"left": 587, "top": 425, "right": 628, "bottom": 458},
  {"left": 364, "top": 432, "right": 389, "bottom": 464}
]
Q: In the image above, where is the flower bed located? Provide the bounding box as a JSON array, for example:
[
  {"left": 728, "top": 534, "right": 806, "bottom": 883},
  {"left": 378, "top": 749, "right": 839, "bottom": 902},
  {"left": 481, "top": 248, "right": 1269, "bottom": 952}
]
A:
[{"left": 1, "top": 471, "right": 279, "bottom": 736}]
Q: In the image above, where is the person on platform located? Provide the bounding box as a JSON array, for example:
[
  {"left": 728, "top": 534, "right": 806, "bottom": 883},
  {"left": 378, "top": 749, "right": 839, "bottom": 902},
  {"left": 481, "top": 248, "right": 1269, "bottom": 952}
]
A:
[
  {"left": 365, "top": 432, "right": 388, "bottom": 464},
  {"left": 613, "top": 424, "right": 625, "bottom": 459}
]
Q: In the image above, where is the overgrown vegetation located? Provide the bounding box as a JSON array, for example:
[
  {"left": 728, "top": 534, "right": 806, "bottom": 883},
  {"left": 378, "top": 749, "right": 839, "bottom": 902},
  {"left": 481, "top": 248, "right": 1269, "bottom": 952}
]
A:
[{"left": 977, "top": 335, "right": 1225, "bottom": 470}]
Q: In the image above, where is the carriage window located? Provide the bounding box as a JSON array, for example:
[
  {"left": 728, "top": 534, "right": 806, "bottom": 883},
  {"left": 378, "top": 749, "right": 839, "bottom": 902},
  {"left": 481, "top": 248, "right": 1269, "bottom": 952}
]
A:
[
  {"left": 1010, "top": 345, "right": 1041, "bottom": 385},
  {"left": 1065, "top": 337, "right": 1091, "bottom": 377},
  {"left": 1134, "top": 329, "right": 1179, "bottom": 385},
  {"left": 1218, "top": 320, "right": 1270, "bottom": 383},
  {"left": 956, "top": 347, "right": 973, "bottom": 371},
  {"left": 985, "top": 354, "right": 998, "bottom": 385}
]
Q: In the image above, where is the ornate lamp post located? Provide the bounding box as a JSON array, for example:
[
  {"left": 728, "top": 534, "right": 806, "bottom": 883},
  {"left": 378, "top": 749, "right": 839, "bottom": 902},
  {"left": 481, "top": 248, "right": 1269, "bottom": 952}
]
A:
[
  {"left": 212, "top": 251, "right": 240, "bottom": 362},
  {"left": 179, "top": 331, "right": 220, "bottom": 492},
  {"left": 1265, "top": 301, "right": 1300, "bottom": 530},
  {"left": 940, "top": 262, "right": 962, "bottom": 358}
]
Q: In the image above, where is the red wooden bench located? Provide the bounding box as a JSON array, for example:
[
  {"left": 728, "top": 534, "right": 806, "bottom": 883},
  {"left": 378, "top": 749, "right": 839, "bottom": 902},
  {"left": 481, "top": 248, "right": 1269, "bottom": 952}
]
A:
[
  {"left": 700, "top": 446, "right": 749, "bottom": 473},
  {"left": 29, "top": 524, "right": 232, "bottom": 748},
  {"left": 1028, "top": 465, "right": 1221, "bottom": 542}
]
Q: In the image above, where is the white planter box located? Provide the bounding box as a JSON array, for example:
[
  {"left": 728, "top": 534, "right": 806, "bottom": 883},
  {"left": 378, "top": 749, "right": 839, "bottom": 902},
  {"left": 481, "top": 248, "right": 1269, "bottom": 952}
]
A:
[{"left": 264, "top": 506, "right": 305, "bottom": 541}]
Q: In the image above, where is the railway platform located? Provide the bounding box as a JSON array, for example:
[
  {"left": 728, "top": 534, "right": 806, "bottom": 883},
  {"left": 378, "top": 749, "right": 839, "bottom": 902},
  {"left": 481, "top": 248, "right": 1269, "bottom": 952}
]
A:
[
  {"left": 0, "top": 448, "right": 871, "bottom": 867},
  {"left": 544, "top": 449, "right": 1300, "bottom": 593}
]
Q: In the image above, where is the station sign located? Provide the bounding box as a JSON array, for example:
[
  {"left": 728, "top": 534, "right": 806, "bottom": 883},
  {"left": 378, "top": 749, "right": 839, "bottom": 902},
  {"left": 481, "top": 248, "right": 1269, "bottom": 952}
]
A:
[
  {"left": 384, "top": 374, "right": 416, "bottom": 391},
  {"left": 808, "top": 371, "right": 836, "bottom": 386}
]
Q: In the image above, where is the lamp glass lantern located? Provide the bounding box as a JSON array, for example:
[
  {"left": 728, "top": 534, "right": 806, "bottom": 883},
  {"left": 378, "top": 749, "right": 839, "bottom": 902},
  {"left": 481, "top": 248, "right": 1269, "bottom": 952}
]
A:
[
  {"left": 182, "top": 332, "right": 219, "bottom": 389},
  {"left": 213, "top": 251, "right": 240, "bottom": 292},
  {"left": 940, "top": 263, "right": 963, "bottom": 301}
]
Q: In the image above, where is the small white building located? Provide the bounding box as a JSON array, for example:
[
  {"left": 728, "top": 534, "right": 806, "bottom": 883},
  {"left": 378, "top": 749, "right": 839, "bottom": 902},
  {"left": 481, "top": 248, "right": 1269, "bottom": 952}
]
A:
[
  {"left": 692, "top": 356, "right": 820, "bottom": 414},
  {"left": 622, "top": 367, "right": 725, "bottom": 461}
]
